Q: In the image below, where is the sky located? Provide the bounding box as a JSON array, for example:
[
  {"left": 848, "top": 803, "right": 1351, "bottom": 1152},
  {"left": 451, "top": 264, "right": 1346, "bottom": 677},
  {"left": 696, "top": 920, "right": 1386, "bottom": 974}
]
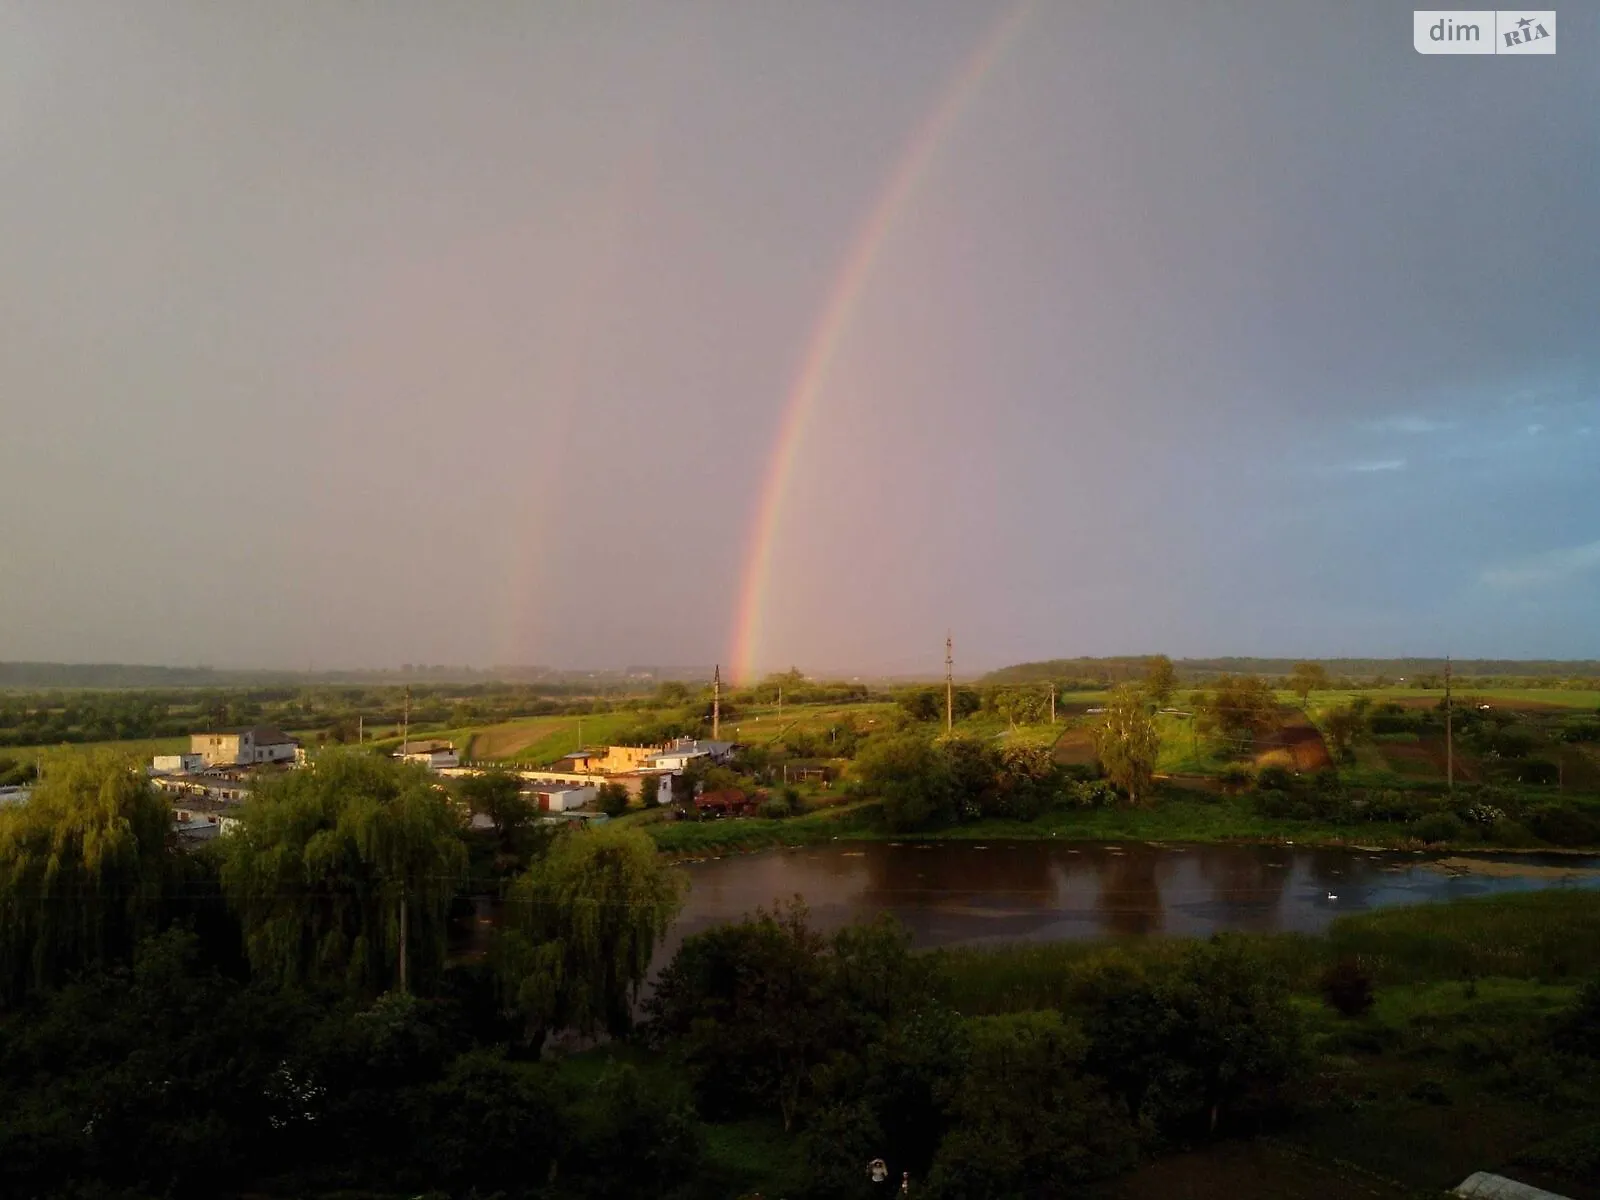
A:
[{"left": 2, "top": 1, "right": 1597, "bottom": 677}]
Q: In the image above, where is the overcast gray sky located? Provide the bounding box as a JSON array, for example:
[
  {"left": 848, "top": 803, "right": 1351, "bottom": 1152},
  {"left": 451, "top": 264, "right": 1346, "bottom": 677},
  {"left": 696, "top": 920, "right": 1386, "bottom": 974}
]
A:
[{"left": 3, "top": 1, "right": 1597, "bottom": 675}]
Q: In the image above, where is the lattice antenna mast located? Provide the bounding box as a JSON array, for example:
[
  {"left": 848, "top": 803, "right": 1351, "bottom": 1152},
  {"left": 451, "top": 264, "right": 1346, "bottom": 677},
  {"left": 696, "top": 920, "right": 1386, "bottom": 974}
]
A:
[{"left": 945, "top": 634, "right": 954, "bottom": 733}]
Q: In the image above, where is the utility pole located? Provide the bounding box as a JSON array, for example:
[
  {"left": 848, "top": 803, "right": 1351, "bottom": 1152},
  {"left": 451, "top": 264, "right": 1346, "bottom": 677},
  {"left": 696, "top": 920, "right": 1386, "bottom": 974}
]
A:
[
  {"left": 778, "top": 685, "right": 783, "bottom": 724},
  {"left": 713, "top": 664, "right": 722, "bottom": 741},
  {"left": 401, "top": 685, "right": 410, "bottom": 757},
  {"left": 945, "top": 633, "right": 954, "bottom": 733},
  {"left": 1444, "top": 656, "right": 1453, "bottom": 791},
  {"left": 358, "top": 714, "right": 363, "bottom": 745},
  {"left": 1049, "top": 683, "right": 1056, "bottom": 725}
]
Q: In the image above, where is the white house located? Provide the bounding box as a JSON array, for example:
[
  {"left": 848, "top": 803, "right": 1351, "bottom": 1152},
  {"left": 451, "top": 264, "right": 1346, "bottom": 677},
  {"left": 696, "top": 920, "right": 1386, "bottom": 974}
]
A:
[
  {"left": 397, "top": 740, "right": 460, "bottom": 771},
  {"left": 191, "top": 726, "right": 300, "bottom": 767},
  {"left": 531, "top": 784, "right": 598, "bottom": 813},
  {"left": 152, "top": 752, "right": 206, "bottom": 775},
  {"left": 646, "top": 738, "right": 735, "bottom": 772}
]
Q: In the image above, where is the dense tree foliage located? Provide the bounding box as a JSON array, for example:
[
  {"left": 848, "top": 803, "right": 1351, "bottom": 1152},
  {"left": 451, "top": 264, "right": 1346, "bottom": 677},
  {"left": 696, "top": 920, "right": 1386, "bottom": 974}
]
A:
[
  {"left": 1289, "top": 661, "right": 1329, "bottom": 703},
  {"left": 221, "top": 753, "right": 468, "bottom": 997},
  {"left": 925, "top": 1011, "right": 1139, "bottom": 1196},
  {"left": 0, "top": 754, "right": 173, "bottom": 1005},
  {"left": 1077, "top": 939, "right": 1307, "bottom": 1135},
  {"left": 1094, "top": 685, "right": 1160, "bottom": 806},
  {"left": 647, "top": 904, "right": 938, "bottom": 1133},
  {"left": 1144, "top": 654, "right": 1177, "bottom": 707},
  {"left": 1192, "top": 674, "right": 1279, "bottom": 751},
  {"left": 496, "top": 825, "right": 684, "bottom": 1047},
  {"left": 855, "top": 733, "right": 956, "bottom": 832},
  {"left": 897, "top": 686, "right": 981, "bottom": 724}
]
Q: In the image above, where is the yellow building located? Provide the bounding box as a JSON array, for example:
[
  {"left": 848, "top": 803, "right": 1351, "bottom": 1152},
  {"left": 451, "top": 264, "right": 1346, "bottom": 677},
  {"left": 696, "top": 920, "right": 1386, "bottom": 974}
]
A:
[{"left": 564, "top": 745, "right": 657, "bottom": 774}]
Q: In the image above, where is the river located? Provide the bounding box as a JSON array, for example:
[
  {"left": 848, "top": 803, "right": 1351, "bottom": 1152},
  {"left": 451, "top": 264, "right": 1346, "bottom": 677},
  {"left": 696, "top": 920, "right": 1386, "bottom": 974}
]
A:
[{"left": 659, "top": 840, "right": 1600, "bottom": 960}]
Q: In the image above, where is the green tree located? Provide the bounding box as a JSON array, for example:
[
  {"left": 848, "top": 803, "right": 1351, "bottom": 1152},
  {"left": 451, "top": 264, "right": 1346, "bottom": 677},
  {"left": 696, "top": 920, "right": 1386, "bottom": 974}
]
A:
[
  {"left": 655, "top": 680, "right": 690, "bottom": 705},
  {"left": 1194, "top": 674, "right": 1278, "bottom": 751},
  {"left": 855, "top": 732, "right": 954, "bottom": 832},
  {"left": 597, "top": 781, "right": 630, "bottom": 817},
  {"left": 926, "top": 1011, "right": 1138, "bottom": 1196},
  {"left": 1144, "top": 654, "right": 1177, "bottom": 707},
  {"left": 1288, "top": 661, "right": 1329, "bottom": 704},
  {"left": 456, "top": 769, "right": 533, "bottom": 846},
  {"left": 1322, "top": 703, "right": 1370, "bottom": 762},
  {"left": 994, "top": 688, "right": 1047, "bottom": 729},
  {"left": 898, "top": 688, "right": 943, "bottom": 723},
  {"left": 1079, "top": 938, "right": 1307, "bottom": 1136},
  {"left": 639, "top": 773, "right": 661, "bottom": 807},
  {"left": 495, "top": 825, "right": 684, "bottom": 1047},
  {"left": 220, "top": 752, "right": 468, "bottom": 997},
  {"left": 0, "top": 753, "right": 173, "bottom": 1004},
  {"left": 938, "top": 734, "right": 1001, "bottom": 821},
  {"left": 995, "top": 742, "right": 1060, "bottom": 820},
  {"left": 1094, "top": 684, "right": 1160, "bottom": 807},
  {"left": 645, "top": 900, "right": 833, "bottom": 1130}
]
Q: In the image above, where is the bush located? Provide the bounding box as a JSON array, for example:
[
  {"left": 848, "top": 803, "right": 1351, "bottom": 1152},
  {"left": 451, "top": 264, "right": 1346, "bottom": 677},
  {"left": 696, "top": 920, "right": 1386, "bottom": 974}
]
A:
[
  {"left": 1563, "top": 978, "right": 1600, "bottom": 1057},
  {"left": 1254, "top": 789, "right": 1293, "bottom": 819},
  {"left": 597, "top": 782, "right": 630, "bottom": 818},
  {"left": 1364, "top": 789, "right": 1428, "bottom": 824},
  {"left": 1412, "top": 812, "right": 1466, "bottom": 844},
  {"left": 1218, "top": 764, "right": 1254, "bottom": 793},
  {"left": 1488, "top": 817, "right": 1535, "bottom": 846},
  {"left": 1255, "top": 764, "right": 1296, "bottom": 792},
  {"left": 758, "top": 796, "right": 792, "bottom": 820},
  {"left": 1319, "top": 959, "right": 1375, "bottom": 1018},
  {"left": 924, "top": 1012, "right": 1138, "bottom": 1196},
  {"left": 1407, "top": 1077, "right": 1450, "bottom": 1106},
  {"left": 1496, "top": 759, "right": 1559, "bottom": 786},
  {"left": 1065, "top": 779, "right": 1118, "bottom": 809},
  {"left": 1518, "top": 1122, "right": 1600, "bottom": 1179},
  {"left": 1526, "top": 804, "right": 1600, "bottom": 848}
]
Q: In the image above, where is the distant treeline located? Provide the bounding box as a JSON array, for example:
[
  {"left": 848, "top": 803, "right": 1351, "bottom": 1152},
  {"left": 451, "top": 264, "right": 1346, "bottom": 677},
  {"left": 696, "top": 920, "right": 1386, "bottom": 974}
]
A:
[
  {"left": 0, "top": 683, "right": 653, "bottom": 749},
  {"left": 983, "top": 656, "right": 1600, "bottom": 687},
  {"left": 0, "top": 662, "right": 696, "bottom": 691}
]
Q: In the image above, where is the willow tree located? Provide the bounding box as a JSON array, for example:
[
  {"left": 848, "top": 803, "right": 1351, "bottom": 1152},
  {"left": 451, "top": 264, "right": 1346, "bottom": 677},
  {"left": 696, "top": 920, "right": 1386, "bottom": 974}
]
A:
[
  {"left": 1094, "top": 684, "right": 1160, "bottom": 807},
  {"left": 0, "top": 753, "right": 172, "bottom": 1005},
  {"left": 220, "top": 752, "right": 467, "bottom": 997},
  {"left": 495, "top": 824, "right": 685, "bottom": 1047}
]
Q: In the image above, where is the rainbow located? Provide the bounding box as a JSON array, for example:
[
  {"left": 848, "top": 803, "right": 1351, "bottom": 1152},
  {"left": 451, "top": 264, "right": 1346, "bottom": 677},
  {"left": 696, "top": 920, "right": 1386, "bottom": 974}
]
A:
[{"left": 728, "top": 2, "right": 1032, "bottom": 682}]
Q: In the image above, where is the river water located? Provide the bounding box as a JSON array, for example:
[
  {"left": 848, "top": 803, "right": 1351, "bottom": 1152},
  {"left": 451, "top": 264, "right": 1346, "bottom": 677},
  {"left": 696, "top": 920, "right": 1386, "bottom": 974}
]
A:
[{"left": 660, "top": 841, "right": 1600, "bottom": 960}]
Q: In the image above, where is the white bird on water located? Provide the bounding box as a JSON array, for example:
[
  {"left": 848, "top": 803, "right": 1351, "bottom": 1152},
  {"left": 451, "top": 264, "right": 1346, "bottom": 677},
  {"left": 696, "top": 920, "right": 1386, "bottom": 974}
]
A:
[{"left": 1327, "top": 891, "right": 1338, "bottom": 902}]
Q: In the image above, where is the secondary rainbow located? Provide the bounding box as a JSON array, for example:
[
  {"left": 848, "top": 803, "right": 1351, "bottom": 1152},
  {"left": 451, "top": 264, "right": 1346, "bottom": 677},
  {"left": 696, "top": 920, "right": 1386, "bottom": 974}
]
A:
[{"left": 728, "top": 2, "right": 1033, "bottom": 682}]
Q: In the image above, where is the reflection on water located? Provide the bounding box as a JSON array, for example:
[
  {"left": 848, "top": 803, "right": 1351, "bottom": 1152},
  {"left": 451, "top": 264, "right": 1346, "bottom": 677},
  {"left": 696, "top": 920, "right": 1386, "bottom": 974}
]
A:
[{"left": 657, "top": 841, "right": 1600, "bottom": 964}]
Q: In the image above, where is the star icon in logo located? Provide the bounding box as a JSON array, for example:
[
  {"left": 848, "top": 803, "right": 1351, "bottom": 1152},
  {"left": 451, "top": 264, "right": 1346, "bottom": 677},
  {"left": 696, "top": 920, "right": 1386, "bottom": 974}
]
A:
[{"left": 1517, "top": 16, "right": 1534, "bottom": 29}]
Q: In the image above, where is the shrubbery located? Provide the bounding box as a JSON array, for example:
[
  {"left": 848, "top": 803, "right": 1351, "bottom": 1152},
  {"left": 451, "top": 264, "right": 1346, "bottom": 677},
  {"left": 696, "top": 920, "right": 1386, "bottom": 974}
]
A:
[
  {"left": 1320, "top": 958, "right": 1376, "bottom": 1017},
  {"left": 1412, "top": 812, "right": 1466, "bottom": 844}
]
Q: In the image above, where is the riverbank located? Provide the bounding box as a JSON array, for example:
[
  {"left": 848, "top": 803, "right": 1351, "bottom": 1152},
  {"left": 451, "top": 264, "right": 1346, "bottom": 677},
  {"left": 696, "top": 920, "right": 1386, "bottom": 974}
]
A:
[{"left": 643, "top": 794, "right": 1600, "bottom": 858}]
